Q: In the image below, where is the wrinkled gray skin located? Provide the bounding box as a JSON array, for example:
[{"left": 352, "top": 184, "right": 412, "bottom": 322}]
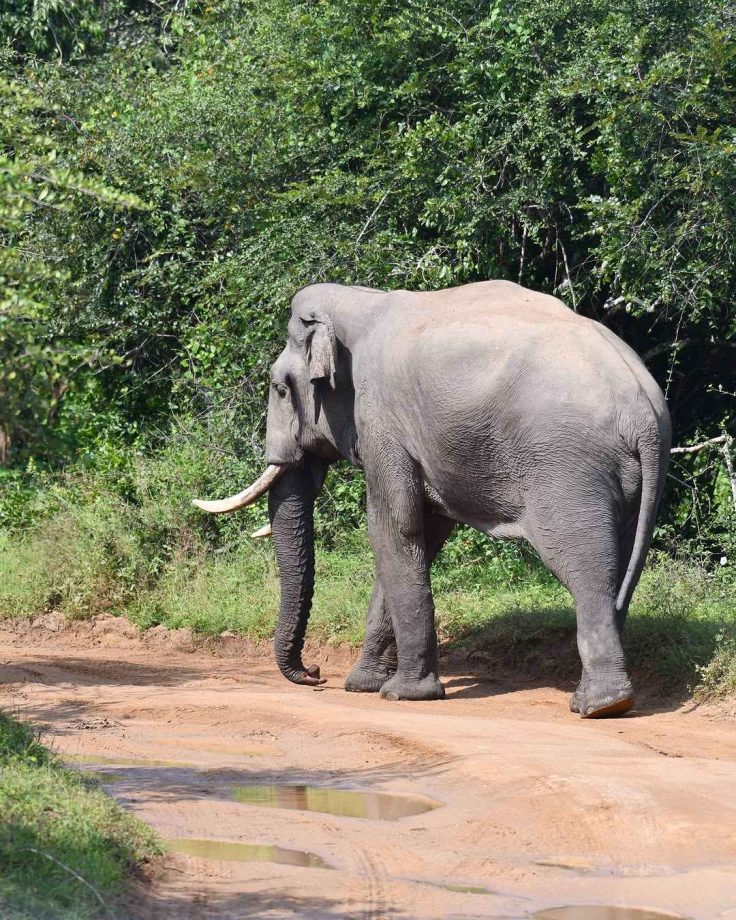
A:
[{"left": 264, "top": 280, "right": 670, "bottom": 717}]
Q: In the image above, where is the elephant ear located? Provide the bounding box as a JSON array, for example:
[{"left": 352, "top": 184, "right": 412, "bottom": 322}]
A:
[{"left": 303, "top": 312, "right": 337, "bottom": 389}]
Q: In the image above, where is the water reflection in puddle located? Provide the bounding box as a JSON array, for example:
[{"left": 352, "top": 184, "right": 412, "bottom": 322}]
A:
[
  {"left": 167, "top": 838, "right": 331, "bottom": 868},
  {"left": 232, "top": 784, "right": 441, "bottom": 820},
  {"left": 425, "top": 881, "right": 494, "bottom": 895},
  {"left": 535, "top": 860, "right": 600, "bottom": 874},
  {"left": 533, "top": 908, "right": 686, "bottom": 920},
  {"left": 80, "top": 770, "right": 126, "bottom": 784},
  {"left": 63, "top": 753, "right": 190, "bottom": 769}
]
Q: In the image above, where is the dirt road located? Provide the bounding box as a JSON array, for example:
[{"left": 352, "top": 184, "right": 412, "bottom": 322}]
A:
[{"left": 2, "top": 616, "right": 736, "bottom": 920}]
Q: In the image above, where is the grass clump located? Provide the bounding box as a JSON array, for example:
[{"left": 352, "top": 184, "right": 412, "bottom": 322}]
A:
[
  {"left": 0, "top": 712, "right": 50, "bottom": 765},
  {"left": 696, "top": 631, "right": 736, "bottom": 701},
  {"left": 0, "top": 531, "right": 53, "bottom": 619},
  {"left": 628, "top": 556, "right": 735, "bottom": 698},
  {"left": 0, "top": 711, "right": 161, "bottom": 920}
]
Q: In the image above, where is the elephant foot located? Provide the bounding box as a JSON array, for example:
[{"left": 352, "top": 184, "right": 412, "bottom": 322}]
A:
[
  {"left": 345, "top": 658, "right": 396, "bottom": 693},
  {"left": 379, "top": 673, "right": 445, "bottom": 702},
  {"left": 571, "top": 674, "right": 634, "bottom": 719}
]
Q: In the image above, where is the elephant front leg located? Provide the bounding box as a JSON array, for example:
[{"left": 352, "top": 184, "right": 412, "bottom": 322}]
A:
[
  {"left": 365, "top": 481, "right": 445, "bottom": 702},
  {"left": 344, "top": 581, "right": 397, "bottom": 693},
  {"left": 345, "top": 509, "right": 454, "bottom": 694}
]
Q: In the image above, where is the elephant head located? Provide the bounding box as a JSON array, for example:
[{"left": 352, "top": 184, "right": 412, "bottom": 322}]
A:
[{"left": 193, "top": 285, "right": 365, "bottom": 686}]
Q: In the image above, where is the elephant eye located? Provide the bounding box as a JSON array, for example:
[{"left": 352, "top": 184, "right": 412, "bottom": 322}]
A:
[{"left": 272, "top": 381, "right": 288, "bottom": 398}]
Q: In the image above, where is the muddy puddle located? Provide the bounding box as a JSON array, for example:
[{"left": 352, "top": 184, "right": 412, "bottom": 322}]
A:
[
  {"left": 232, "top": 783, "right": 441, "bottom": 820},
  {"left": 63, "top": 753, "right": 191, "bottom": 768},
  {"left": 533, "top": 908, "right": 686, "bottom": 919},
  {"left": 423, "top": 881, "right": 494, "bottom": 895},
  {"left": 80, "top": 770, "right": 126, "bottom": 783},
  {"left": 167, "top": 838, "right": 331, "bottom": 868},
  {"left": 535, "top": 859, "right": 603, "bottom": 875}
]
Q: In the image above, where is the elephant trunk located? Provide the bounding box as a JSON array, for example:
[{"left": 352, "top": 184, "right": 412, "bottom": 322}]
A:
[{"left": 269, "top": 464, "right": 326, "bottom": 686}]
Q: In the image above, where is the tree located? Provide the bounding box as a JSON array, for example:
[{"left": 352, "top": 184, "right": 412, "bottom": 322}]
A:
[{"left": 0, "top": 63, "right": 142, "bottom": 462}]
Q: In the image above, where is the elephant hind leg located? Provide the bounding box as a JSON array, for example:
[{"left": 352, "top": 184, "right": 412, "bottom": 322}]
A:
[
  {"left": 568, "top": 585, "right": 634, "bottom": 719},
  {"left": 529, "top": 508, "right": 634, "bottom": 718},
  {"left": 344, "top": 580, "right": 397, "bottom": 693}
]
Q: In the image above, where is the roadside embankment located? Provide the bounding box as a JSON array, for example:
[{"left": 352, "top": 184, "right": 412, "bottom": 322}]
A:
[{"left": 0, "top": 709, "right": 161, "bottom": 920}]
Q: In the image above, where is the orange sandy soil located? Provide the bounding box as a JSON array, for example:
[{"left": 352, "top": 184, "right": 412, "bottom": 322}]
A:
[{"left": 1, "top": 613, "right": 736, "bottom": 920}]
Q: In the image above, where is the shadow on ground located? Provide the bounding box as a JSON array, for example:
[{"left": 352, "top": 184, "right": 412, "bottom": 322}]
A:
[
  {"left": 120, "top": 879, "right": 409, "bottom": 920},
  {"left": 439, "top": 603, "right": 732, "bottom": 713},
  {"left": 0, "top": 655, "right": 206, "bottom": 688},
  {"left": 70, "top": 754, "right": 459, "bottom": 810}
]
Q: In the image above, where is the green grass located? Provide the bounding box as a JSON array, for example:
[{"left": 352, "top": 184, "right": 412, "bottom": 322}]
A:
[
  {"left": 0, "top": 531, "right": 51, "bottom": 619},
  {"left": 1, "top": 515, "right": 735, "bottom": 702},
  {"left": 0, "top": 711, "right": 162, "bottom": 920}
]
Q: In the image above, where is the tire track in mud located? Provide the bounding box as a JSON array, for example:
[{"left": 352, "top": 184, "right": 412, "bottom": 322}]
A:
[{"left": 312, "top": 815, "right": 391, "bottom": 920}]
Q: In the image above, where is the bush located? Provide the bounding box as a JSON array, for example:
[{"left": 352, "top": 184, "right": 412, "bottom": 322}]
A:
[
  {"left": 1, "top": 0, "right": 734, "bottom": 551},
  {"left": 697, "top": 631, "right": 736, "bottom": 700}
]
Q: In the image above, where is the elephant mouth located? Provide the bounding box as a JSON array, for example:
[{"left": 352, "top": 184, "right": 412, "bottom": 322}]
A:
[{"left": 192, "top": 464, "right": 288, "bottom": 515}]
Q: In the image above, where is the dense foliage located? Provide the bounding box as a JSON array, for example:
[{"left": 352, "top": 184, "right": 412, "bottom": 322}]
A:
[{"left": 1, "top": 0, "right": 735, "bottom": 554}]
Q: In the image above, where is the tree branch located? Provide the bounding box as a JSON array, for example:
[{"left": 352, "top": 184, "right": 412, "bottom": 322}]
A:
[{"left": 671, "top": 435, "right": 727, "bottom": 454}]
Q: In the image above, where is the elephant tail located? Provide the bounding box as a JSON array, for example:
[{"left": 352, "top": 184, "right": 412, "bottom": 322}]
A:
[{"left": 615, "top": 422, "right": 670, "bottom": 613}]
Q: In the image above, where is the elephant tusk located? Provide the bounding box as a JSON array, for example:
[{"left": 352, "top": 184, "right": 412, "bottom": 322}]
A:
[
  {"left": 251, "top": 522, "right": 272, "bottom": 538},
  {"left": 192, "top": 465, "right": 287, "bottom": 514}
]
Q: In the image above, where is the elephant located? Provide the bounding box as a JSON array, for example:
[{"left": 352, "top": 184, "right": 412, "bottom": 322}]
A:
[{"left": 193, "top": 280, "right": 671, "bottom": 718}]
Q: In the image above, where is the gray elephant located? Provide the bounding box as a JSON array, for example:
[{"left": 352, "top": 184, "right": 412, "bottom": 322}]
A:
[{"left": 194, "top": 280, "right": 670, "bottom": 718}]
